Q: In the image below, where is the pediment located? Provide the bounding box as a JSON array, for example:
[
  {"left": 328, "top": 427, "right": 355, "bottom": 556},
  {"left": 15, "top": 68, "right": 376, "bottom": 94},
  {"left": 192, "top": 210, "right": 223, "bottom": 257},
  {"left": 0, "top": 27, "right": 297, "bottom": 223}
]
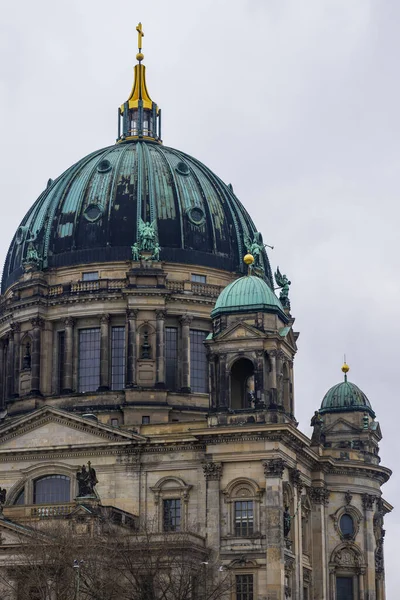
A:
[
  {"left": 215, "top": 321, "right": 266, "bottom": 342},
  {"left": 0, "top": 406, "right": 145, "bottom": 451},
  {"left": 0, "top": 519, "right": 35, "bottom": 546},
  {"left": 324, "top": 417, "right": 361, "bottom": 435},
  {"left": 279, "top": 326, "right": 298, "bottom": 352}
]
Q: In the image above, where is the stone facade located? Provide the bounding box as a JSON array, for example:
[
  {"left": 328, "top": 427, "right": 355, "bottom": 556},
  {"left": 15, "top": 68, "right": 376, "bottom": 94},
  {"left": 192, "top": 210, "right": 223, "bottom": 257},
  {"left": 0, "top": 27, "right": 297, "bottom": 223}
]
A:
[{"left": 0, "top": 256, "right": 392, "bottom": 600}]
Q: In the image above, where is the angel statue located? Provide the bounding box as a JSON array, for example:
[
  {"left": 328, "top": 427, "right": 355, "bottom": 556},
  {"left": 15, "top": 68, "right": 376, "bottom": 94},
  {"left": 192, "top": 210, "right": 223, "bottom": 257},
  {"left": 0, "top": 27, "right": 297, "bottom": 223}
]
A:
[
  {"left": 274, "top": 267, "right": 291, "bottom": 309},
  {"left": 138, "top": 218, "right": 157, "bottom": 252},
  {"left": 244, "top": 231, "right": 273, "bottom": 272},
  {"left": 76, "top": 461, "right": 98, "bottom": 497}
]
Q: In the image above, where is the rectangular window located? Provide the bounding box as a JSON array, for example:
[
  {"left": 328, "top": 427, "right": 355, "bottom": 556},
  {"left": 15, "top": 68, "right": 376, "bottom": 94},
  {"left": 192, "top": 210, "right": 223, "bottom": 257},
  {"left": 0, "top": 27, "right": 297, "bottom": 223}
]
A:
[
  {"left": 165, "top": 327, "right": 178, "bottom": 390},
  {"left": 236, "top": 575, "right": 253, "bottom": 600},
  {"left": 336, "top": 577, "right": 354, "bottom": 600},
  {"left": 163, "top": 499, "right": 181, "bottom": 531},
  {"left": 191, "top": 274, "right": 206, "bottom": 283},
  {"left": 58, "top": 331, "right": 65, "bottom": 393},
  {"left": 111, "top": 326, "right": 125, "bottom": 390},
  {"left": 190, "top": 330, "right": 208, "bottom": 393},
  {"left": 142, "top": 416, "right": 150, "bottom": 424},
  {"left": 234, "top": 501, "right": 254, "bottom": 536},
  {"left": 82, "top": 271, "right": 99, "bottom": 281},
  {"left": 111, "top": 418, "right": 119, "bottom": 427},
  {"left": 78, "top": 328, "right": 101, "bottom": 393}
]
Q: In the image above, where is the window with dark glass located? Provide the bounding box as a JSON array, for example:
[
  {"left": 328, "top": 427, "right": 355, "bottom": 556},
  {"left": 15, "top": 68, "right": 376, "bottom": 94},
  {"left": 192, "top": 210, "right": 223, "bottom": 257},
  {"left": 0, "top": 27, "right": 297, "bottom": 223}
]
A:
[
  {"left": 340, "top": 514, "right": 355, "bottom": 538},
  {"left": 191, "top": 274, "right": 206, "bottom": 283},
  {"left": 78, "top": 328, "right": 101, "bottom": 392},
  {"left": 111, "top": 326, "right": 125, "bottom": 390},
  {"left": 14, "top": 489, "right": 25, "bottom": 505},
  {"left": 33, "top": 475, "right": 70, "bottom": 504},
  {"left": 58, "top": 331, "right": 65, "bottom": 393},
  {"left": 82, "top": 271, "right": 98, "bottom": 281},
  {"left": 111, "top": 418, "right": 119, "bottom": 427},
  {"left": 234, "top": 501, "right": 254, "bottom": 536},
  {"left": 166, "top": 327, "right": 178, "bottom": 390},
  {"left": 336, "top": 576, "right": 354, "bottom": 600},
  {"left": 236, "top": 574, "right": 254, "bottom": 600},
  {"left": 163, "top": 499, "right": 181, "bottom": 531},
  {"left": 190, "top": 330, "right": 208, "bottom": 393},
  {"left": 142, "top": 416, "right": 150, "bottom": 424}
]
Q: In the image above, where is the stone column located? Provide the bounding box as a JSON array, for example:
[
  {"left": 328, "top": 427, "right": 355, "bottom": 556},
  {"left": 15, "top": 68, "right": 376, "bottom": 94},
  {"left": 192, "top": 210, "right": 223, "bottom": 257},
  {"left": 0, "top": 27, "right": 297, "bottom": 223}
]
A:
[
  {"left": 290, "top": 469, "right": 303, "bottom": 600},
  {"left": 309, "top": 485, "right": 329, "bottom": 600},
  {"left": 6, "top": 331, "right": 14, "bottom": 399},
  {"left": 12, "top": 323, "right": 21, "bottom": 397},
  {"left": 263, "top": 458, "right": 286, "bottom": 600},
  {"left": 126, "top": 310, "right": 138, "bottom": 387},
  {"left": 362, "top": 493, "right": 377, "bottom": 600},
  {"left": 30, "top": 318, "right": 44, "bottom": 395},
  {"left": 0, "top": 339, "right": 5, "bottom": 409},
  {"left": 269, "top": 349, "right": 277, "bottom": 404},
  {"left": 218, "top": 353, "right": 228, "bottom": 409},
  {"left": 99, "top": 314, "right": 110, "bottom": 391},
  {"left": 155, "top": 310, "right": 166, "bottom": 388},
  {"left": 180, "top": 315, "right": 192, "bottom": 393},
  {"left": 63, "top": 317, "right": 75, "bottom": 393},
  {"left": 202, "top": 462, "right": 223, "bottom": 550},
  {"left": 359, "top": 568, "right": 365, "bottom": 600},
  {"left": 255, "top": 350, "right": 264, "bottom": 406},
  {"left": 329, "top": 568, "right": 335, "bottom": 600},
  {"left": 288, "top": 359, "right": 295, "bottom": 414},
  {"left": 209, "top": 353, "right": 216, "bottom": 409}
]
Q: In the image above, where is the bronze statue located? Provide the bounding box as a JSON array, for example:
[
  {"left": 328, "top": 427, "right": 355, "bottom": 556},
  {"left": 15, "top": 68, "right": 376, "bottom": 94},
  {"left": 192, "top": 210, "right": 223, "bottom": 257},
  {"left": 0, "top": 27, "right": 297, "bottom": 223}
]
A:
[
  {"left": 76, "top": 461, "right": 98, "bottom": 497},
  {"left": 274, "top": 267, "right": 291, "bottom": 309}
]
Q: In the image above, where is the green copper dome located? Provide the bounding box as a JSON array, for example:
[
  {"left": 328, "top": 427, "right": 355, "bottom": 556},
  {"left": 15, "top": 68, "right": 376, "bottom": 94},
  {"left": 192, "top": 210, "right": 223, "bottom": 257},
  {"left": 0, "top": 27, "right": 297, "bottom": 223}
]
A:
[
  {"left": 211, "top": 275, "right": 287, "bottom": 320},
  {"left": 2, "top": 141, "right": 273, "bottom": 293},
  {"left": 320, "top": 378, "right": 375, "bottom": 417}
]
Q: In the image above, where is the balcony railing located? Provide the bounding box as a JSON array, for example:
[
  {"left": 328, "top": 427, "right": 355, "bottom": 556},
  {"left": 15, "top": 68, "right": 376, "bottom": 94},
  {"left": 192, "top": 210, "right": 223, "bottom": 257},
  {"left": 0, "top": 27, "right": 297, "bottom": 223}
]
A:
[{"left": 46, "top": 280, "right": 223, "bottom": 299}]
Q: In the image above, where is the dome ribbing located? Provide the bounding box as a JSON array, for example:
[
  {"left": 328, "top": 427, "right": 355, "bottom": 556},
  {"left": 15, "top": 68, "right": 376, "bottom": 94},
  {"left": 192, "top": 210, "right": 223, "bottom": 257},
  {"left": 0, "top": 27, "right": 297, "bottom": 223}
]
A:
[{"left": 211, "top": 275, "right": 286, "bottom": 319}]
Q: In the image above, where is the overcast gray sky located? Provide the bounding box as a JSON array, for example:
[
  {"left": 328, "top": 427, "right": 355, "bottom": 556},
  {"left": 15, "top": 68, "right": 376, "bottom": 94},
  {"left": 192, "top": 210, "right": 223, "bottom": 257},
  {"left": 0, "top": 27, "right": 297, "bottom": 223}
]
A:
[{"left": 1, "top": 0, "right": 399, "bottom": 593}]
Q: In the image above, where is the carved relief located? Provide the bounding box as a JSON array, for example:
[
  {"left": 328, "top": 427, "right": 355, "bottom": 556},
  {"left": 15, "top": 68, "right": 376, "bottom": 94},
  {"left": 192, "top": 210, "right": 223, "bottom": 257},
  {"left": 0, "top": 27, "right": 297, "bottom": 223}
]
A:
[
  {"left": 202, "top": 462, "right": 223, "bottom": 481},
  {"left": 290, "top": 468, "right": 303, "bottom": 492},
  {"left": 309, "top": 486, "right": 330, "bottom": 506},
  {"left": 263, "top": 458, "right": 285, "bottom": 478},
  {"left": 362, "top": 493, "right": 376, "bottom": 511}
]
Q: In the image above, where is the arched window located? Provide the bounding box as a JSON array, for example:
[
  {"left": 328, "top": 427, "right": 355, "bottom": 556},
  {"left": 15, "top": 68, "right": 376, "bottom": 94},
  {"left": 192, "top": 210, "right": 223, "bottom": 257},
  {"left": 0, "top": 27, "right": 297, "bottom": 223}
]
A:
[
  {"left": 230, "top": 359, "right": 255, "bottom": 410},
  {"left": 223, "top": 478, "right": 263, "bottom": 537},
  {"left": 33, "top": 475, "right": 70, "bottom": 504}
]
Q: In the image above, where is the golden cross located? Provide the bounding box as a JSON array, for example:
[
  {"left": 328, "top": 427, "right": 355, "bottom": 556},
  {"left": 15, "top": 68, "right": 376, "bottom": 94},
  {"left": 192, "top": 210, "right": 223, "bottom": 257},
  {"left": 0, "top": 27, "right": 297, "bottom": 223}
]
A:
[{"left": 136, "top": 22, "right": 144, "bottom": 52}]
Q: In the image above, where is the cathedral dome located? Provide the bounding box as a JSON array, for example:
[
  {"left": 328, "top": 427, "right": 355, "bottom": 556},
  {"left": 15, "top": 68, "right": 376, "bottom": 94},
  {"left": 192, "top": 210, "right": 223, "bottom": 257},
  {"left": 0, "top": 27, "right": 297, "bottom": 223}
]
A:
[
  {"left": 211, "top": 275, "right": 286, "bottom": 319},
  {"left": 2, "top": 140, "right": 273, "bottom": 293},
  {"left": 320, "top": 378, "right": 375, "bottom": 417}
]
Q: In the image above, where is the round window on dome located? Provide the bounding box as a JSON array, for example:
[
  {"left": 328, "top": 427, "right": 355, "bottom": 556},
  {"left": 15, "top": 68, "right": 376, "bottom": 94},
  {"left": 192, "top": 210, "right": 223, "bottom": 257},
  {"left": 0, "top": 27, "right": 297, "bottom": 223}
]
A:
[
  {"left": 176, "top": 161, "right": 190, "bottom": 175},
  {"left": 16, "top": 226, "right": 28, "bottom": 245},
  {"left": 188, "top": 206, "right": 205, "bottom": 226},
  {"left": 84, "top": 204, "right": 103, "bottom": 222},
  {"left": 97, "top": 159, "right": 112, "bottom": 173},
  {"left": 339, "top": 514, "right": 355, "bottom": 538}
]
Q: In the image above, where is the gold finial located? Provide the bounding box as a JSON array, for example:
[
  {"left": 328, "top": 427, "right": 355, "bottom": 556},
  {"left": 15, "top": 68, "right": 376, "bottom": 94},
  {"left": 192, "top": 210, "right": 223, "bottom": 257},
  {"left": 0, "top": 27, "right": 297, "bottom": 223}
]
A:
[
  {"left": 342, "top": 357, "right": 349, "bottom": 381},
  {"left": 244, "top": 253, "right": 254, "bottom": 275},
  {"left": 136, "top": 22, "right": 144, "bottom": 61}
]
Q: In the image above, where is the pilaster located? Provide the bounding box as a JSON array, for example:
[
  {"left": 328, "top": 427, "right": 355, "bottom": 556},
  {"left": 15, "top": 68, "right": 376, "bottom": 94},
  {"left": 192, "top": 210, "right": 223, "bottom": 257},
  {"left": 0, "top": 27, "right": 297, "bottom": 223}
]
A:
[
  {"left": 155, "top": 310, "right": 166, "bottom": 388},
  {"left": 126, "top": 309, "right": 138, "bottom": 387},
  {"left": 180, "top": 315, "right": 192, "bottom": 392},
  {"left": 63, "top": 317, "right": 75, "bottom": 393},
  {"left": 203, "top": 461, "right": 223, "bottom": 550},
  {"left": 99, "top": 313, "right": 110, "bottom": 391},
  {"left": 263, "top": 458, "right": 286, "bottom": 600}
]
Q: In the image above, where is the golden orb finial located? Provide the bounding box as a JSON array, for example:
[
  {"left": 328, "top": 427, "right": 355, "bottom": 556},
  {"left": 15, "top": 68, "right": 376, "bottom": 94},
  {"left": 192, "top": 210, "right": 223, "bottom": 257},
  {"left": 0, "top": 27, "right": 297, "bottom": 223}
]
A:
[
  {"left": 244, "top": 254, "right": 254, "bottom": 266},
  {"left": 342, "top": 362, "right": 350, "bottom": 374}
]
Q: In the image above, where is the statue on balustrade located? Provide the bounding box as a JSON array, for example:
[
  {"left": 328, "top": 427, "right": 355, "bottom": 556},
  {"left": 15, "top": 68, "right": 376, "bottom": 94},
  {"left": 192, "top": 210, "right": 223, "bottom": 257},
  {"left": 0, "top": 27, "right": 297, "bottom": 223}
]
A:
[{"left": 76, "top": 461, "right": 98, "bottom": 497}]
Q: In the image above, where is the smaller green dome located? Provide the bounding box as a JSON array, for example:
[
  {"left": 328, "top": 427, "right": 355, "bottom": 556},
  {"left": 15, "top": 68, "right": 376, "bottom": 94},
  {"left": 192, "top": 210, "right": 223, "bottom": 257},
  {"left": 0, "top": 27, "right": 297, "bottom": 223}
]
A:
[
  {"left": 320, "top": 379, "right": 375, "bottom": 417},
  {"left": 211, "top": 275, "right": 287, "bottom": 320}
]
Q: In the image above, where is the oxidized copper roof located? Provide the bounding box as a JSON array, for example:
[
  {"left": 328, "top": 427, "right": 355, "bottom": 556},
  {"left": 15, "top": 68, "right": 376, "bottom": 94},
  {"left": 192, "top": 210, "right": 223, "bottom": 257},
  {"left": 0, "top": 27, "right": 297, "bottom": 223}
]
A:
[{"left": 2, "top": 140, "right": 272, "bottom": 292}]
